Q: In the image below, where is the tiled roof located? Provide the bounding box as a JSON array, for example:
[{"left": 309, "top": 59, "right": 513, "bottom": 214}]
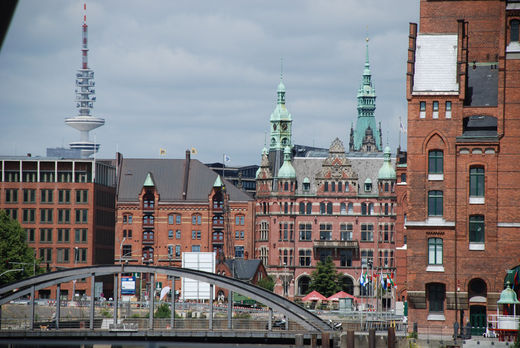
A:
[
  {"left": 224, "top": 259, "right": 262, "bottom": 281},
  {"left": 117, "top": 158, "right": 252, "bottom": 203}
]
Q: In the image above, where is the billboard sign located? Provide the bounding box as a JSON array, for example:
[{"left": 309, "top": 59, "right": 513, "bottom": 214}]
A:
[
  {"left": 121, "top": 276, "right": 136, "bottom": 295},
  {"left": 181, "top": 252, "right": 216, "bottom": 300}
]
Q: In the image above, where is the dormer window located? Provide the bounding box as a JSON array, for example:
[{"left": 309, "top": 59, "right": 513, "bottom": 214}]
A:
[{"left": 364, "top": 182, "right": 372, "bottom": 192}]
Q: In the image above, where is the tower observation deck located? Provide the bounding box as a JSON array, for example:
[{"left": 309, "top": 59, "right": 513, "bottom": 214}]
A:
[{"left": 65, "top": 3, "right": 105, "bottom": 158}]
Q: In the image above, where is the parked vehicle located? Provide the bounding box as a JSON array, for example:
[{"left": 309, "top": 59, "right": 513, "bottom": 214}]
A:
[
  {"left": 266, "top": 318, "right": 287, "bottom": 330},
  {"left": 328, "top": 319, "right": 343, "bottom": 331}
]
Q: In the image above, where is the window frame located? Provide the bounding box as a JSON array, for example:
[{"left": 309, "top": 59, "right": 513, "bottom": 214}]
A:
[{"left": 428, "top": 238, "right": 443, "bottom": 265}]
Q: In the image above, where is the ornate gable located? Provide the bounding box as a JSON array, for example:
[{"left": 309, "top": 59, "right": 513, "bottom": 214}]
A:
[{"left": 316, "top": 138, "right": 358, "bottom": 180}]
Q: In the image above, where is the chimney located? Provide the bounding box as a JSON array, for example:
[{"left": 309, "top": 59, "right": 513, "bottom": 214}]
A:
[{"left": 182, "top": 149, "right": 191, "bottom": 200}]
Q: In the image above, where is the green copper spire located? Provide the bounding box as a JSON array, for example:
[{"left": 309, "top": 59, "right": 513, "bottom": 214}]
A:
[
  {"left": 378, "top": 146, "right": 396, "bottom": 180},
  {"left": 351, "top": 38, "right": 382, "bottom": 152},
  {"left": 278, "top": 146, "right": 296, "bottom": 179},
  {"left": 213, "top": 175, "right": 224, "bottom": 188},
  {"left": 269, "top": 65, "right": 292, "bottom": 151}
]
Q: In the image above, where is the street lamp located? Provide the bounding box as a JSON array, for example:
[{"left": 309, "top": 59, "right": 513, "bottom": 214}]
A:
[{"left": 72, "top": 247, "right": 78, "bottom": 301}]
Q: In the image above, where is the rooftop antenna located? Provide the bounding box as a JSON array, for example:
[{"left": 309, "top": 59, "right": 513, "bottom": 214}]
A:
[
  {"left": 65, "top": 2, "right": 105, "bottom": 158},
  {"left": 280, "top": 57, "right": 283, "bottom": 81}
]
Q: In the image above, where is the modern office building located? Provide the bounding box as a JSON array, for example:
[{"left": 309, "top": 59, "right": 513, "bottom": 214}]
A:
[
  {"left": 404, "top": 0, "right": 520, "bottom": 334},
  {"left": 0, "top": 156, "right": 116, "bottom": 299}
]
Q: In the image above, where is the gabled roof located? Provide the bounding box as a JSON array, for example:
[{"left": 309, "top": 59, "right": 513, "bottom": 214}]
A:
[
  {"left": 224, "top": 259, "right": 262, "bottom": 281},
  {"left": 118, "top": 158, "right": 252, "bottom": 203}
]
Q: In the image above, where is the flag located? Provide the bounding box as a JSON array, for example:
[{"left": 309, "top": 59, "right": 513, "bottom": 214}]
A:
[
  {"left": 359, "top": 273, "right": 365, "bottom": 287},
  {"left": 400, "top": 120, "right": 407, "bottom": 133},
  {"left": 224, "top": 154, "right": 231, "bottom": 163},
  {"left": 381, "top": 274, "right": 387, "bottom": 290},
  {"left": 159, "top": 148, "right": 166, "bottom": 156},
  {"left": 389, "top": 272, "right": 395, "bottom": 287},
  {"left": 191, "top": 147, "right": 198, "bottom": 155}
]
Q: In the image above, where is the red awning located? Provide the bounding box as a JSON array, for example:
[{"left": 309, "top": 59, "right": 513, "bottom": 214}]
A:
[
  {"left": 302, "top": 290, "right": 327, "bottom": 302},
  {"left": 327, "top": 291, "right": 358, "bottom": 301}
]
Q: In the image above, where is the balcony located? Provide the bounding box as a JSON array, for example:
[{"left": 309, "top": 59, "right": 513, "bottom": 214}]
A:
[{"left": 313, "top": 240, "right": 359, "bottom": 254}]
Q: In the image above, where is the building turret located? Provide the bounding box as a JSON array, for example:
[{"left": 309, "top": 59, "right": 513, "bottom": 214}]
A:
[{"left": 377, "top": 146, "right": 396, "bottom": 195}]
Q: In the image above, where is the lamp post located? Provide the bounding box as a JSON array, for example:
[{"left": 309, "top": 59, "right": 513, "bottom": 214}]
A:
[{"left": 72, "top": 247, "right": 78, "bottom": 301}]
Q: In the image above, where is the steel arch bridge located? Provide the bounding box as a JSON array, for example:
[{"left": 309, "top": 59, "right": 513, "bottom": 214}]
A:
[{"left": 0, "top": 265, "right": 331, "bottom": 333}]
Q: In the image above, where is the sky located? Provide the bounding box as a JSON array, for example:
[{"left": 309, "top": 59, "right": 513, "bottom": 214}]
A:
[{"left": 0, "top": 0, "right": 419, "bottom": 166}]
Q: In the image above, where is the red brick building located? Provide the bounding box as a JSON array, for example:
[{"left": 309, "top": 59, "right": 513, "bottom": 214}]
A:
[
  {"left": 0, "top": 156, "right": 116, "bottom": 299},
  {"left": 404, "top": 0, "right": 520, "bottom": 334},
  {"left": 115, "top": 151, "right": 254, "bottom": 299}
]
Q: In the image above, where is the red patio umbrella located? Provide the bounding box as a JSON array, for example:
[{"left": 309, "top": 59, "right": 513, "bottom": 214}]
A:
[
  {"left": 327, "top": 291, "right": 358, "bottom": 301},
  {"left": 302, "top": 290, "right": 327, "bottom": 302}
]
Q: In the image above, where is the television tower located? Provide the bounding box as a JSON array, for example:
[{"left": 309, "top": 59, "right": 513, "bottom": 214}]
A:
[{"left": 65, "top": 3, "right": 105, "bottom": 158}]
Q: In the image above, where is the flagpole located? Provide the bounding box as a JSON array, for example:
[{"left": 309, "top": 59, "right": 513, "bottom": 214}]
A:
[
  {"left": 398, "top": 116, "right": 402, "bottom": 149},
  {"left": 222, "top": 154, "right": 225, "bottom": 181}
]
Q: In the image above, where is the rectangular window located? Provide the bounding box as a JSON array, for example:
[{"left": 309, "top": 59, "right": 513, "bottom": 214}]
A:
[
  {"left": 428, "top": 191, "right": 443, "bottom": 217},
  {"left": 191, "top": 230, "right": 201, "bottom": 240},
  {"left": 122, "top": 244, "right": 132, "bottom": 258},
  {"left": 5, "top": 189, "right": 18, "bottom": 203},
  {"left": 168, "top": 230, "right": 174, "bottom": 239},
  {"left": 58, "top": 189, "right": 70, "bottom": 203},
  {"left": 175, "top": 230, "right": 181, "bottom": 239},
  {"left": 4, "top": 208, "right": 18, "bottom": 220},
  {"left": 469, "top": 215, "right": 485, "bottom": 243},
  {"left": 168, "top": 215, "right": 174, "bottom": 224},
  {"left": 340, "top": 250, "right": 352, "bottom": 267},
  {"left": 299, "top": 249, "right": 311, "bottom": 266},
  {"left": 40, "top": 208, "right": 53, "bottom": 223},
  {"left": 470, "top": 167, "right": 485, "bottom": 197},
  {"left": 76, "top": 190, "right": 88, "bottom": 203},
  {"left": 428, "top": 238, "right": 443, "bottom": 265},
  {"left": 75, "top": 209, "right": 88, "bottom": 223},
  {"left": 192, "top": 245, "right": 201, "bottom": 252},
  {"left": 175, "top": 245, "right": 181, "bottom": 257},
  {"left": 433, "top": 101, "right": 439, "bottom": 118},
  {"left": 234, "top": 246, "right": 244, "bottom": 258},
  {"left": 361, "top": 224, "right": 373, "bottom": 242},
  {"left": 25, "top": 228, "right": 35, "bottom": 242},
  {"left": 445, "top": 101, "right": 452, "bottom": 118},
  {"left": 23, "top": 189, "right": 36, "bottom": 203},
  {"left": 57, "top": 228, "right": 70, "bottom": 243},
  {"left": 176, "top": 215, "right": 181, "bottom": 224},
  {"left": 39, "top": 228, "right": 53, "bottom": 243},
  {"left": 40, "top": 189, "right": 53, "bottom": 203},
  {"left": 56, "top": 248, "right": 70, "bottom": 263},
  {"left": 260, "top": 221, "right": 269, "bottom": 241},
  {"left": 299, "top": 202, "right": 305, "bottom": 215},
  {"left": 57, "top": 208, "right": 70, "bottom": 224},
  {"left": 420, "top": 101, "right": 426, "bottom": 118},
  {"left": 78, "top": 248, "right": 87, "bottom": 263},
  {"left": 22, "top": 208, "right": 35, "bottom": 223},
  {"left": 340, "top": 223, "right": 353, "bottom": 241},
  {"left": 361, "top": 249, "right": 373, "bottom": 267},
  {"left": 167, "top": 245, "right": 173, "bottom": 257},
  {"left": 428, "top": 283, "right": 445, "bottom": 312},
  {"left": 299, "top": 223, "right": 312, "bottom": 241},
  {"left": 428, "top": 150, "right": 443, "bottom": 174},
  {"left": 75, "top": 228, "right": 87, "bottom": 243},
  {"left": 319, "top": 223, "right": 332, "bottom": 240},
  {"left": 39, "top": 248, "right": 52, "bottom": 262}
]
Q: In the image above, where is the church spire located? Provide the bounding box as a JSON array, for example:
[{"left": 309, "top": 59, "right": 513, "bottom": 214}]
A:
[{"left": 349, "top": 38, "right": 382, "bottom": 153}]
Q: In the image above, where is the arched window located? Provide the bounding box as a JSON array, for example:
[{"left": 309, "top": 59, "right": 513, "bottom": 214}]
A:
[
  {"left": 326, "top": 202, "right": 333, "bottom": 215},
  {"left": 299, "top": 202, "right": 305, "bottom": 214},
  {"left": 511, "top": 19, "right": 520, "bottom": 42},
  {"left": 324, "top": 182, "right": 329, "bottom": 192},
  {"left": 192, "top": 214, "right": 202, "bottom": 225},
  {"left": 331, "top": 182, "right": 336, "bottom": 192},
  {"left": 320, "top": 202, "right": 325, "bottom": 214},
  {"left": 369, "top": 203, "right": 374, "bottom": 215},
  {"left": 284, "top": 182, "right": 288, "bottom": 191},
  {"left": 361, "top": 203, "right": 368, "bottom": 216},
  {"left": 341, "top": 276, "right": 354, "bottom": 295},
  {"left": 306, "top": 202, "right": 312, "bottom": 215},
  {"left": 298, "top": 275, "right": 311, "bottom": 296}
]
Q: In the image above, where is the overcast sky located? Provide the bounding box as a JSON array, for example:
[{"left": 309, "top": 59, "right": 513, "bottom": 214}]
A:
[{"left": 0, "top": 0, "right": 419, "bottom": 165}]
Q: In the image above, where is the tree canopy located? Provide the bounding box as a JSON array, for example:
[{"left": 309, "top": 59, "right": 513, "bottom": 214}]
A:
[
  {"left": 0, "top": 210, "right": 39, "bottom": 286},
  {"left": 309, "top": 256, "right": 341, "bottom": 297}
]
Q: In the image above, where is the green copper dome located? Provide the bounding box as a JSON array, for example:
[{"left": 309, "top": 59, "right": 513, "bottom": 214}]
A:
[
  {"left": 378, "top": 146, "right": 396, "bottom": 180},
  {"left": 498, "top": 283, "right": 520, "bottom": 304},
  {"left": 278, "top": 146, "right": 296, "bottom": 179}
]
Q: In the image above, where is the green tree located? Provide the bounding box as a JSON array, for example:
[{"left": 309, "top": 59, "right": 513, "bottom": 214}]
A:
[
  {"left": 0, "top": 210, "right": 40, "bottom": 286},
  {"left": 257, "top": 275, "right": 275, "bottom": 291},
  {"left": 154, "top": 303, "right": 171, "bottom": 318},
  {"left": 309, "top": 256, "right": 341, "bottom": 297}
]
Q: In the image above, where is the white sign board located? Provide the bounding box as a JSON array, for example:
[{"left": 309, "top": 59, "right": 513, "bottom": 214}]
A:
[{"left": 181, "top": 252, "right": 216, "bottom": 300}]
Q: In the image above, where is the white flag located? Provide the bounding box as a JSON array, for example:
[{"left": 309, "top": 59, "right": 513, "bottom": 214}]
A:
[{"left": 224, "top": 154, "right": 231, "bottom": 163}]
